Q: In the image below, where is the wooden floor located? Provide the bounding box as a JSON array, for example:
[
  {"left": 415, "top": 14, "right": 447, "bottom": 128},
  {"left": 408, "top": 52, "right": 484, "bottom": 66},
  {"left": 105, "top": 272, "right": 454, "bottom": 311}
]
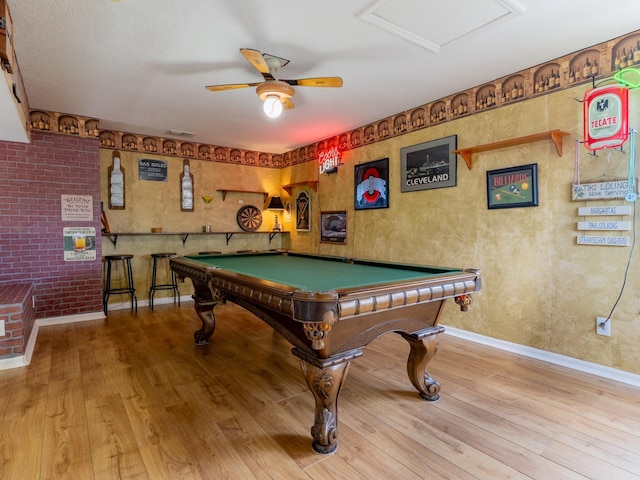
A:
[{"left": 1, "top": 302, "right": 640, "bottom": 480}]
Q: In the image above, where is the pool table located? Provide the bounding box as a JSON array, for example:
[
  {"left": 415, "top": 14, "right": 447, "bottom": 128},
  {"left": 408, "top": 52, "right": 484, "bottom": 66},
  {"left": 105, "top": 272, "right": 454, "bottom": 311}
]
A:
[{"left": 170, "top": 250, "right": 481, "bottom": 454}]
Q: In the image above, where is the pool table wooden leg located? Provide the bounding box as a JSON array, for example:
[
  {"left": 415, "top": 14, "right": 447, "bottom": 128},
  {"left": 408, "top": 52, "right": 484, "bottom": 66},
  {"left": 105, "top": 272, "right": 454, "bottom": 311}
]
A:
[
  {"left": 401, "top": 330, "right": 442, "bottom": 401},
  {"left": 299, "top": 358, "right": 351, "bottom": 454},
  {"left": 193, "top": 299, "right": 217, "bottom": 345},
  {"left": 191, "top": 279, "right": 223, "bottom": 345}
]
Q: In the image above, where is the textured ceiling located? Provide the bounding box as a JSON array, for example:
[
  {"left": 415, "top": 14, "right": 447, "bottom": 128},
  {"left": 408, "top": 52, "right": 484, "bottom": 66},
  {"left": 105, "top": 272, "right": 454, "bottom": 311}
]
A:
[{"left": 5, "top": 0, "right": 640, "bottom": 153}]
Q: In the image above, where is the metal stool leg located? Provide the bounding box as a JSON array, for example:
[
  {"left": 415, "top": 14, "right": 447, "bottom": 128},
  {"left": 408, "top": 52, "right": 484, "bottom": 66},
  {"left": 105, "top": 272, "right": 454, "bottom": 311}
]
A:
[
  {"left": 149, "top": 253, "right": 180, "bottom": 311},
  {"left": 125, "top": 257, "right": 137, "bottom": 312},
  {"left": 103, "top": 254, "right": 136, "bottom": 315}
]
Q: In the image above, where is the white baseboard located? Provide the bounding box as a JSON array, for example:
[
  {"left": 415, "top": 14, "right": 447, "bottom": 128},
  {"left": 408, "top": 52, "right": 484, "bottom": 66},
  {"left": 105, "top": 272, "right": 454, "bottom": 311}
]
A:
[
  {"left": 105, "top": 294, "right": 192, "bottom": 312},
  {"left": 443, "top": 325, "right": 640, "bottom": 388},
  {"left": 36, "top": 311, "right": 106, "bottom": 326},
  {"left": 0, "top": 311, "right": 106, "bottom": 371}
]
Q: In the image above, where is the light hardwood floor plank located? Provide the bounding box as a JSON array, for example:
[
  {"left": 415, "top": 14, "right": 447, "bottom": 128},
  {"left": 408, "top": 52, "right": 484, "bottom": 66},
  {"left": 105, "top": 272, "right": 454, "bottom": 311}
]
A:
[
  {"left": 85, "top": 394, "right": 149, "bottom": 479},
  {"left": 2, "top": 301, "right": 639, "bottom": 479},
  {"left": 41, "top": 377, "right": 94, "bottom": 480}
]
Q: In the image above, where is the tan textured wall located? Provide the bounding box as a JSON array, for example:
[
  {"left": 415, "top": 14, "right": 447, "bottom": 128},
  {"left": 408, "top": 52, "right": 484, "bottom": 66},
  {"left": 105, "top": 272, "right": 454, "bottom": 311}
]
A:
[
  {"left": 100, "top": 150, "right": 288, "bottom": 301},
  {"left": 284, "top": 84, "right": 640, "bottom": 375},
  {"left": 100, "top": 84, "right": 640, "bottom": 375}
]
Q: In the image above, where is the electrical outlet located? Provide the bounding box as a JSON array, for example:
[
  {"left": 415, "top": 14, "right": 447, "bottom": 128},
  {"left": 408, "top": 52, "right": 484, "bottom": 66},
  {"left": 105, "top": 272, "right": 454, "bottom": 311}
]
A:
[
  {"left": 238, "top": 199, "right": 244, "bottom": 204},
  {"left": 0, "top": 319, "right": 4, "bottom": 337},
  {"left": 596, "top": 317, "right": 611, "bottom": 336}
]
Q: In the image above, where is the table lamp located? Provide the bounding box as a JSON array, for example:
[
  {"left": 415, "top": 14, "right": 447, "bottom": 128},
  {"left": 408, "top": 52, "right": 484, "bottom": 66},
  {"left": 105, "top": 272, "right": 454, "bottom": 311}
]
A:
[{"left": 267, "top": 196, "right": 284, "bottom": 231}]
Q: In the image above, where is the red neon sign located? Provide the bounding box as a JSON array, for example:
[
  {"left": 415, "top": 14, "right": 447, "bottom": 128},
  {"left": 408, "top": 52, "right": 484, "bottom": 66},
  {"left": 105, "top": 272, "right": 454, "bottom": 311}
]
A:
[{"left": 318, "top": 147, "right": 342, "bottom": 174}]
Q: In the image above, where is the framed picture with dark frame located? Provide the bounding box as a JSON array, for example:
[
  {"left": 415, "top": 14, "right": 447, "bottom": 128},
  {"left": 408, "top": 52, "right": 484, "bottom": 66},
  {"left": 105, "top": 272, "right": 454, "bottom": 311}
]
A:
[
  {"left": 295, "top": 191, "right": 311, "bottom": 231},
  {"left": 486, "top": 163, "right": 539, "bottom": 209},
  {"left": 320, "top": 211, "right": 347, "bottom": 244},
  {"left": 354, "top": 158, "right": 389, "bottom": 210},
  {"left": 401, "top": 135, "right": 457, "bottom": 192}
]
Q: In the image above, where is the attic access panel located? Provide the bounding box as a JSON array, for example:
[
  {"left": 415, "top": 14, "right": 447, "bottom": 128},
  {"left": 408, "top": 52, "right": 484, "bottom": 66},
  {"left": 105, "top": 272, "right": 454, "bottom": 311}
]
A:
[{"left": 358, "top": 0, "right": 526, "bottom": 52}]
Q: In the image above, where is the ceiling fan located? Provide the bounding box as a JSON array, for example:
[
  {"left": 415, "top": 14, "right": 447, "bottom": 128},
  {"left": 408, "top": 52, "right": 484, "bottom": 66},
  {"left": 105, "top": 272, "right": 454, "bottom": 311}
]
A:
[{"left": 205, "top": 48, "right": 343, "bottom": 118}]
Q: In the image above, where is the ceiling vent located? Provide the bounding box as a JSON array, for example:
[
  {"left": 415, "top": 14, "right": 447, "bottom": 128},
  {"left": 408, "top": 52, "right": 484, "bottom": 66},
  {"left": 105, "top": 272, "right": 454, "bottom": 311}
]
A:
[{"left": 166, "top": 129, "right": 196, "bottom": 138}]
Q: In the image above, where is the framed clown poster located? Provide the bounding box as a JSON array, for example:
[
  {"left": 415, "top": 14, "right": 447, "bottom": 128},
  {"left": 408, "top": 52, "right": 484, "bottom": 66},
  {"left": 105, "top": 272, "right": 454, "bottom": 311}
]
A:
[
  {"left": 486, "top": 163, "right": 538, "bottom": 209},
  {"left": 354, "top": 158, "right": 389, "bottom": 210}
]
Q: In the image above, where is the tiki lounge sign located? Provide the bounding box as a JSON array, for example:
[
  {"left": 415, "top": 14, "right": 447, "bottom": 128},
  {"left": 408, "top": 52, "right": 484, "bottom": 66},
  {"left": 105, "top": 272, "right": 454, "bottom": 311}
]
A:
[
  {"left": 318, "top": 147, "right": 342, "bottom": 174},
  {"left": 583, "top": 85, "right": 629, "bottom": 151}
]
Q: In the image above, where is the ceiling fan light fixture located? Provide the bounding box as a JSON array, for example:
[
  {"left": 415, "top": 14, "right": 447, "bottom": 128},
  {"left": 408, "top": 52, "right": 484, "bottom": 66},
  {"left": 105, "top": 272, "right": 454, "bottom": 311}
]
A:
[
  {"left": 257, "top": 81, "right": 294, "bottom": 118},
  {"left": 263, "top": 95, "right": 283, "bottom": 118}
]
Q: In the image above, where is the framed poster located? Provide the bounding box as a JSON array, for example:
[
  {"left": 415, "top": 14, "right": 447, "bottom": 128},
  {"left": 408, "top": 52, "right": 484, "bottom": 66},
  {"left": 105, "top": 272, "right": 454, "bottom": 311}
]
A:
[
  {"left": 283, "top": 201, "right": 291, "bottom": 223},
  {"left": 401, "top": 135, "right": 457, "bottom": 192},
  {"left": 296, "top": 191, "right": 311, "bottom": 231},
  {"left": 486, "top": 163, "right": 538, "bottom": 209},
  {"left": 320, "top": 211, "right": 347, "bottom": 244},
  {"left": 354, "top": 158, "right": 389, "bottom": 210}
]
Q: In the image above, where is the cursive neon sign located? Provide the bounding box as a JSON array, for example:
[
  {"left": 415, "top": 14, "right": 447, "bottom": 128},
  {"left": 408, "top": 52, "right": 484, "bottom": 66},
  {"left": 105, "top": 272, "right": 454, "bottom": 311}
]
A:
[{"left": 318, "top": 147, "right": 342, "bottom": 174}]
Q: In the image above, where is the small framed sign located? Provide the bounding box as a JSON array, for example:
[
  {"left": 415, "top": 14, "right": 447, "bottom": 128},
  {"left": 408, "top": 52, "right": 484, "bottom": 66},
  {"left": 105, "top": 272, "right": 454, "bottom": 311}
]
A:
[
  {"left": 320, "top": 211, "right": 347, "bottom": 244},
  {"left": 138, "top": 158, "right": 168, "bottom": 181},
  {"left": 486, "top": 163, "right": 538, "bottom": 209}
]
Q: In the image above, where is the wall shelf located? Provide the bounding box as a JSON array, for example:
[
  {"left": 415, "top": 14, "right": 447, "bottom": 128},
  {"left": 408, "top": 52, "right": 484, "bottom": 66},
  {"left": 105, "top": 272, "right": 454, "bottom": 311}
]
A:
[
  {"left": 103, "top": 231, "right": 287, "bottom": 248},
  {"left": 216, "top": 189, "right": 268, "bottom": 202},
  {"left": 452, "top": 129, "right": 570, "bottom": 169},
  {"left": 281, "top": 180, "right": 318, "bottom": 195}
]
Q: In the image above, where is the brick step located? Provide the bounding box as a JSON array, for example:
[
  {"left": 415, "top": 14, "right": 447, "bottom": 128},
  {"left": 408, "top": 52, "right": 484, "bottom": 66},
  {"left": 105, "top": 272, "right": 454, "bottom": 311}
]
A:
[{"left": 0, "top": 283, "right": 35, "bottom": 358}]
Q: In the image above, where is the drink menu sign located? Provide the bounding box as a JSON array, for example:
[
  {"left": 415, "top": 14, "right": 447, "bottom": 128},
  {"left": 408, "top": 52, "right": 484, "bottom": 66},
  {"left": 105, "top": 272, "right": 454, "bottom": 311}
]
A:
[
  {"left": 572, "top": 179, "right": 635, "bottom": 200},
  {"left": 573, "top": 182, "right": 632, "bottom": 246}
]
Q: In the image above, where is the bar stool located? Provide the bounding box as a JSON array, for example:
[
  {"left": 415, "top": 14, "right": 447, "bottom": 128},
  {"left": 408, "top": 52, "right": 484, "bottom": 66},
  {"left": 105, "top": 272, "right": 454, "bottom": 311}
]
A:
[
  {"left": 149, "top": 253, "right": 180, "bottom": 311},
  {"left": 103, "top": 254, "right": 137, "bottom": 314}
]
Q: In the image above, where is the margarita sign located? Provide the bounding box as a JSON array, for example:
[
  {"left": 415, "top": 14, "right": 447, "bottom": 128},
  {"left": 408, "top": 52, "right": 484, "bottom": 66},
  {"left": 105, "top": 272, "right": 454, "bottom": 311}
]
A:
[
  {"left": 583, "top": 85, "right": 629, "bottom": 151},
  {"left": 318, "top": 147, "right": 342, "bottom": 174}
]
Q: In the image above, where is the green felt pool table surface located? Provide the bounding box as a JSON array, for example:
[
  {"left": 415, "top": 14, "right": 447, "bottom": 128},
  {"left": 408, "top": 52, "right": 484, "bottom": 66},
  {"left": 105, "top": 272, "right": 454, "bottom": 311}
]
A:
[{"left": 183, "top": 251, "right": 462, "bottom": 292}]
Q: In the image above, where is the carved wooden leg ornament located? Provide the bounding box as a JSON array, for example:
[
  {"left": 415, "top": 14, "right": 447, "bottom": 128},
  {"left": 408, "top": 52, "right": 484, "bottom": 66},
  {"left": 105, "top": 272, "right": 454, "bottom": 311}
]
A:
[
  {"left": 193, "top": 299, "right": 217, "bottom": 345},
  {"left": 191, "top": 280, "right": 224, "bottom": 345},
  {"left": 299, "top": 359, "right": 351, "bottom": 454},
  {"left": 401, "top": 330, "right": 442, "bottom": 401}
]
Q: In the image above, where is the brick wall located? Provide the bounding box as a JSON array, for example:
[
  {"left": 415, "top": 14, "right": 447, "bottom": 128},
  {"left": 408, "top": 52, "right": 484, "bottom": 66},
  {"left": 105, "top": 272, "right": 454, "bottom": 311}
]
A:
[
  {"left": 0, "top": 283, "right": 35, "bottom": 356},
  {"left": 0, "top": 132, "right": 103, "bottom": 329}
]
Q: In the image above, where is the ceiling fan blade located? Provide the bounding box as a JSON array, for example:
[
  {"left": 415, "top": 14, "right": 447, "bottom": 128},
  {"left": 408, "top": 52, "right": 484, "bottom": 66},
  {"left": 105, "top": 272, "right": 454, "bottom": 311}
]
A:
[
  {"left": 240, "top": 48, "right": 275, "bottom": 81},
  {"left": 205, "top": 83, "right": 259, "bottom": 92},
  {"left": 282, "top": 97, "right": 295, "bottom": 110},
  {"left": 284, "top": 77, "right": 343, "bottom": 88}
]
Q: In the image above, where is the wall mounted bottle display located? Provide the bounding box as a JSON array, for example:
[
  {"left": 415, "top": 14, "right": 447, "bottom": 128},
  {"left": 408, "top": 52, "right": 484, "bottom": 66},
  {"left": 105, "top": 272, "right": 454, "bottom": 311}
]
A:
[
  {"left": 569, "top": 49, "right": 601, "bottom": 85},
  {"left": 500, "top": 74, "right": 525, "bottom": 103},
  {"left": 476, "top": 84, "right": 497, "bottom": 110},
  {"left": 611, "top": 33, "right": 640, "bottom": 71},
  {"left": 430, "top": 101, "right": 447, "bottom": 123},
  {"left": 451, "top": 93, "right": 470, "bottom": 117},
  {"left": 533, "top": 63, "right": 561, "bottom": 94},
  {"left": 180, "top": 158, "right": 194, "bottom": 212},
  {"left": 108, "top": 151, "right": 125, "bottom": 209}
]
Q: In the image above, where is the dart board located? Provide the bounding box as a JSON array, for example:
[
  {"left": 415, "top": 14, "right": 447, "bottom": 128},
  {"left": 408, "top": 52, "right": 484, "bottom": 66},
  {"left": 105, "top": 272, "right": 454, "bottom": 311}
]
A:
[{"left": 236, "top": 205, "right": 262, "bottom": 232}]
